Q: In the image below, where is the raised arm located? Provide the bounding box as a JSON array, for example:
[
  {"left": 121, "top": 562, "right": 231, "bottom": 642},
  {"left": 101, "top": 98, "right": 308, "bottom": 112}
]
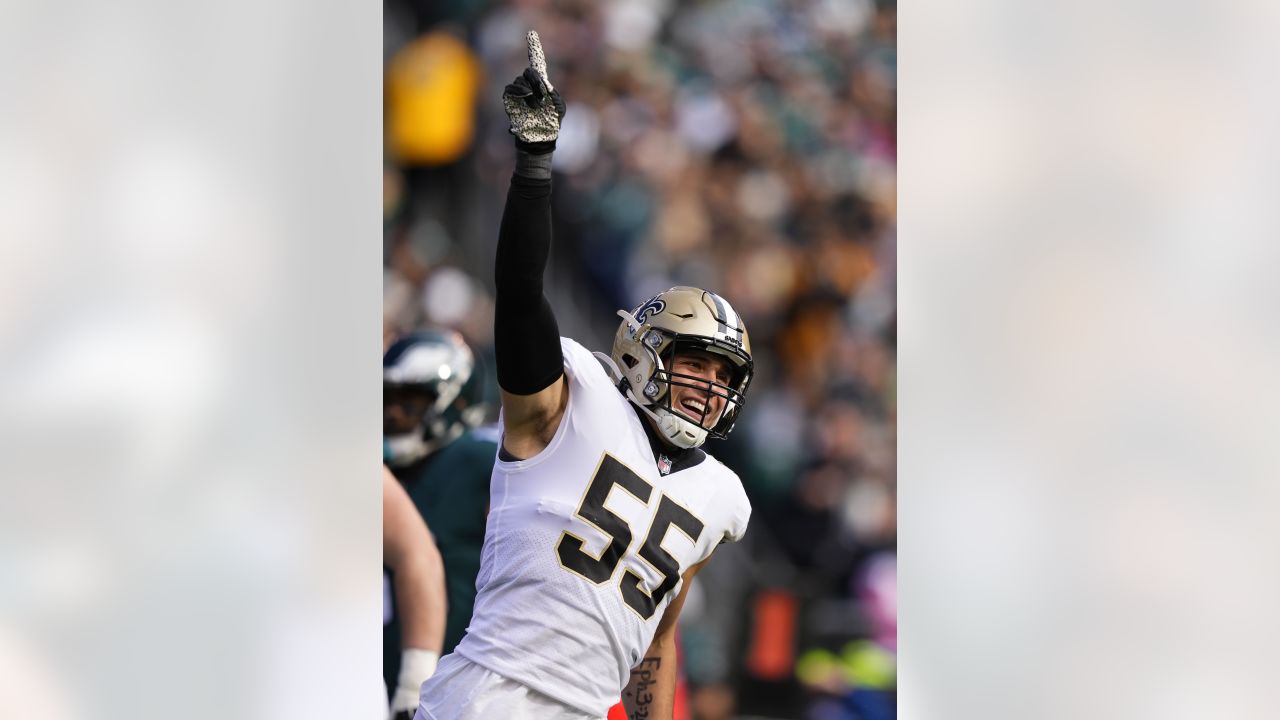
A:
[
  {"left": 494, "top": 30, "right": 570, "bottom": 460},
  {"left": 621, "top": 558, "right": 710, "bottom": 720},
  {"left": 383, "top": 466, "right": 446, "bottom": 718}
]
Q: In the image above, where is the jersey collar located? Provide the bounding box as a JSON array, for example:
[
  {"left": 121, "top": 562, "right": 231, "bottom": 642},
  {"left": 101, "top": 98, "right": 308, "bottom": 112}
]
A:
[{"left": 629, "top": 403, "right": 706, "bottom": 476}]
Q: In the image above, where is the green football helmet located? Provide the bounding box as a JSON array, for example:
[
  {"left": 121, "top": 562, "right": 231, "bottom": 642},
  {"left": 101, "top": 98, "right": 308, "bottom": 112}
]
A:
[{"left": 383, "top": 329, "right": 487, "bottom": 466}]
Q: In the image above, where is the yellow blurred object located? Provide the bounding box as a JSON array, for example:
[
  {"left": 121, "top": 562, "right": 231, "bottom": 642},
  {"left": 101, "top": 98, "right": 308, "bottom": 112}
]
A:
[
  {"left": 795, "top": 648, "right": 839, "bottom": 688},
  {"left": 386, "top": 32, "right": 482, "bottom": 166},
  {"left": 838, "top": 640, "right": 896, "bottom": 689},
  {"left": 796, "top": 641, "right": 896, "bottom": 692}
]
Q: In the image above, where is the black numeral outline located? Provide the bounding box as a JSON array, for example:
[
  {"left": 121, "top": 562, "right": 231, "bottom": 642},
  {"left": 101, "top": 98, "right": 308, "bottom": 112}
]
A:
[
  {"left": 555, "top": 453, "right": 706, "bottom": 616},
  {"left": 556, "top": 454, "right": 653, "bottom": 584},
  {"left": 620, "top": 494, "right": 705, "bottom": 619}
]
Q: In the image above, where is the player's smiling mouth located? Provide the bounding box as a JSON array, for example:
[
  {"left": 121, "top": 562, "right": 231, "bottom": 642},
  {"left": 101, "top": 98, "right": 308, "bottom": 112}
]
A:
[{"left": 677, "top": 397, "right": 710, "bottom": 422}]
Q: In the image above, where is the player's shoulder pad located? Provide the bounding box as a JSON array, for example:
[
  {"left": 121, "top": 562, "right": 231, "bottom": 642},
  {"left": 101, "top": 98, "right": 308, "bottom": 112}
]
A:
[
  {"left": 701, "top": 452, "right": 752, "bottom": 541},
  {"left": 559, "top": 336, "right": 612, "bottom": 389},
  {"left": 698, "top": 450, "right": 740, "bottom": 482}
]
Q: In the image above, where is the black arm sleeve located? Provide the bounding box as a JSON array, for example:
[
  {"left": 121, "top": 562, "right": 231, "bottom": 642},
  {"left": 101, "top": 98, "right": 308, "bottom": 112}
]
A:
[{"left": 493, "top": 172, "right": 564, "bottom": 395}]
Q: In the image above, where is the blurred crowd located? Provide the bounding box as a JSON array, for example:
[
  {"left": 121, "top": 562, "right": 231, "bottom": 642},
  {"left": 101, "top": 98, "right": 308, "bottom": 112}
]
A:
[{"left": 383, "top": 0, "right": 896, "bottom": 718}]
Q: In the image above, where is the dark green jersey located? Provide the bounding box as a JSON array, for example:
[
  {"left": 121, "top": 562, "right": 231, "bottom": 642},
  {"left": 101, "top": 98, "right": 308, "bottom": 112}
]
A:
[{"left": 384, "top": 426, "right": 498, "bottom": 697}]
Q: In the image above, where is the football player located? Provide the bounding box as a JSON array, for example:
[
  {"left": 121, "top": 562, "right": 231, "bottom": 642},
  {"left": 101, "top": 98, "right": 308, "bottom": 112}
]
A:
[
  {"left": 384, "top": 329, "right": 498, "bottom": 718},
  {"left": 383, "top": 465, "right": 447, "bottom": 720},
  {"left": 414, "top": 32, "right": 753, "bottom": 720}
]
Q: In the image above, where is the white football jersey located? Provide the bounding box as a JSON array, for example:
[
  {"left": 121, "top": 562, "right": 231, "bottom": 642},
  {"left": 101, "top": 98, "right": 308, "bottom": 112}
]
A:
[{"left": 453, "top": 337, "right": 751, "bottom": 716}]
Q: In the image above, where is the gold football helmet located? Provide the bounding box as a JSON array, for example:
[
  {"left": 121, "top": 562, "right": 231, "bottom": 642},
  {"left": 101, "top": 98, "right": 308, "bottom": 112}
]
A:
[{"left": 603, "top": 286, "right": 753, "bottom": 449}]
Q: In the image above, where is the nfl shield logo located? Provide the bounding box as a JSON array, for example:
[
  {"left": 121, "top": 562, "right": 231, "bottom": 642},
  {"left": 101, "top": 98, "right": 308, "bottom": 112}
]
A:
[{"left": 657, "top": 454, "right": 672, "bottom": 475}]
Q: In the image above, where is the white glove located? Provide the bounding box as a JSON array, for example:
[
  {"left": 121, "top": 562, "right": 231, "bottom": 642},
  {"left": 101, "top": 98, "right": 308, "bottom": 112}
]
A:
[
  {"left": 501, "top": 31, "right": 566, "bottom": 149},
  {"left": 389, "top": 648, "right": 438, "bottom": 720}
]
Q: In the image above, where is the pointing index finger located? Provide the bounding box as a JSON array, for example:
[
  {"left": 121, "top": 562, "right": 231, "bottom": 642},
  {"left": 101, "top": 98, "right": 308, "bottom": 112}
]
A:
[{"left": 526, "top": 30, "right": 554, "bottom": 93}]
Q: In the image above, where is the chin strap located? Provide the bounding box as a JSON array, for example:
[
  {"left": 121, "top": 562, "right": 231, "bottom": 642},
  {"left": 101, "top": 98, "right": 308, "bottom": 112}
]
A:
[
  {"left": 648, "top": 406, "right": 707, "bottom": 449},
  {"left": 594, "top": 351, "right": 652, "bottom": 409},
  {"left": 594, "top": 350, "right": 625, "bottom": 383},
  {"left": 616, "top": 308, "right": 643, "bottom": 333},
  {"left": 593, "top": 351, "right": 707, "bottom": 450},
  {"left": 615, "top": 309, "right": 647, "bottom": 351}
]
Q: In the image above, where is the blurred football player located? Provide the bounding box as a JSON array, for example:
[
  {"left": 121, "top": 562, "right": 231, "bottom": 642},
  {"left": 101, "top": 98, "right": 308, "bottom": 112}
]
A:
[
  {"left": 383, "top": 466, "right": 446, "bottom": 720},
  {"left": 383, "top": 330, "right": 498, "bottom": 718},
  {"left": 415, "top": 32, "right": 754, "bottom": 720}
]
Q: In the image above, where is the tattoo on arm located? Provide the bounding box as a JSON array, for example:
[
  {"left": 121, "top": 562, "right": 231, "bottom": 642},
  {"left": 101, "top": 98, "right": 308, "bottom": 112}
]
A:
[{"left": 623, "top": 657, "right": 662, "bottom": 720}]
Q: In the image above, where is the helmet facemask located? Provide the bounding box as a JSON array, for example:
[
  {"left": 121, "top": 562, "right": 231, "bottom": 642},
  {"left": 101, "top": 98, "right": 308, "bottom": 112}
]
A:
[{"left": 652, "top": 338, "right": 750, "bottom": 437}]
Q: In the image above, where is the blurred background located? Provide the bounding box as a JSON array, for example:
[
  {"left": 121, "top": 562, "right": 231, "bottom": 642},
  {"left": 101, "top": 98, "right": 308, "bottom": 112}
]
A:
[{"left": 383, "top": 1, "right": 897, "bottom": 718}]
